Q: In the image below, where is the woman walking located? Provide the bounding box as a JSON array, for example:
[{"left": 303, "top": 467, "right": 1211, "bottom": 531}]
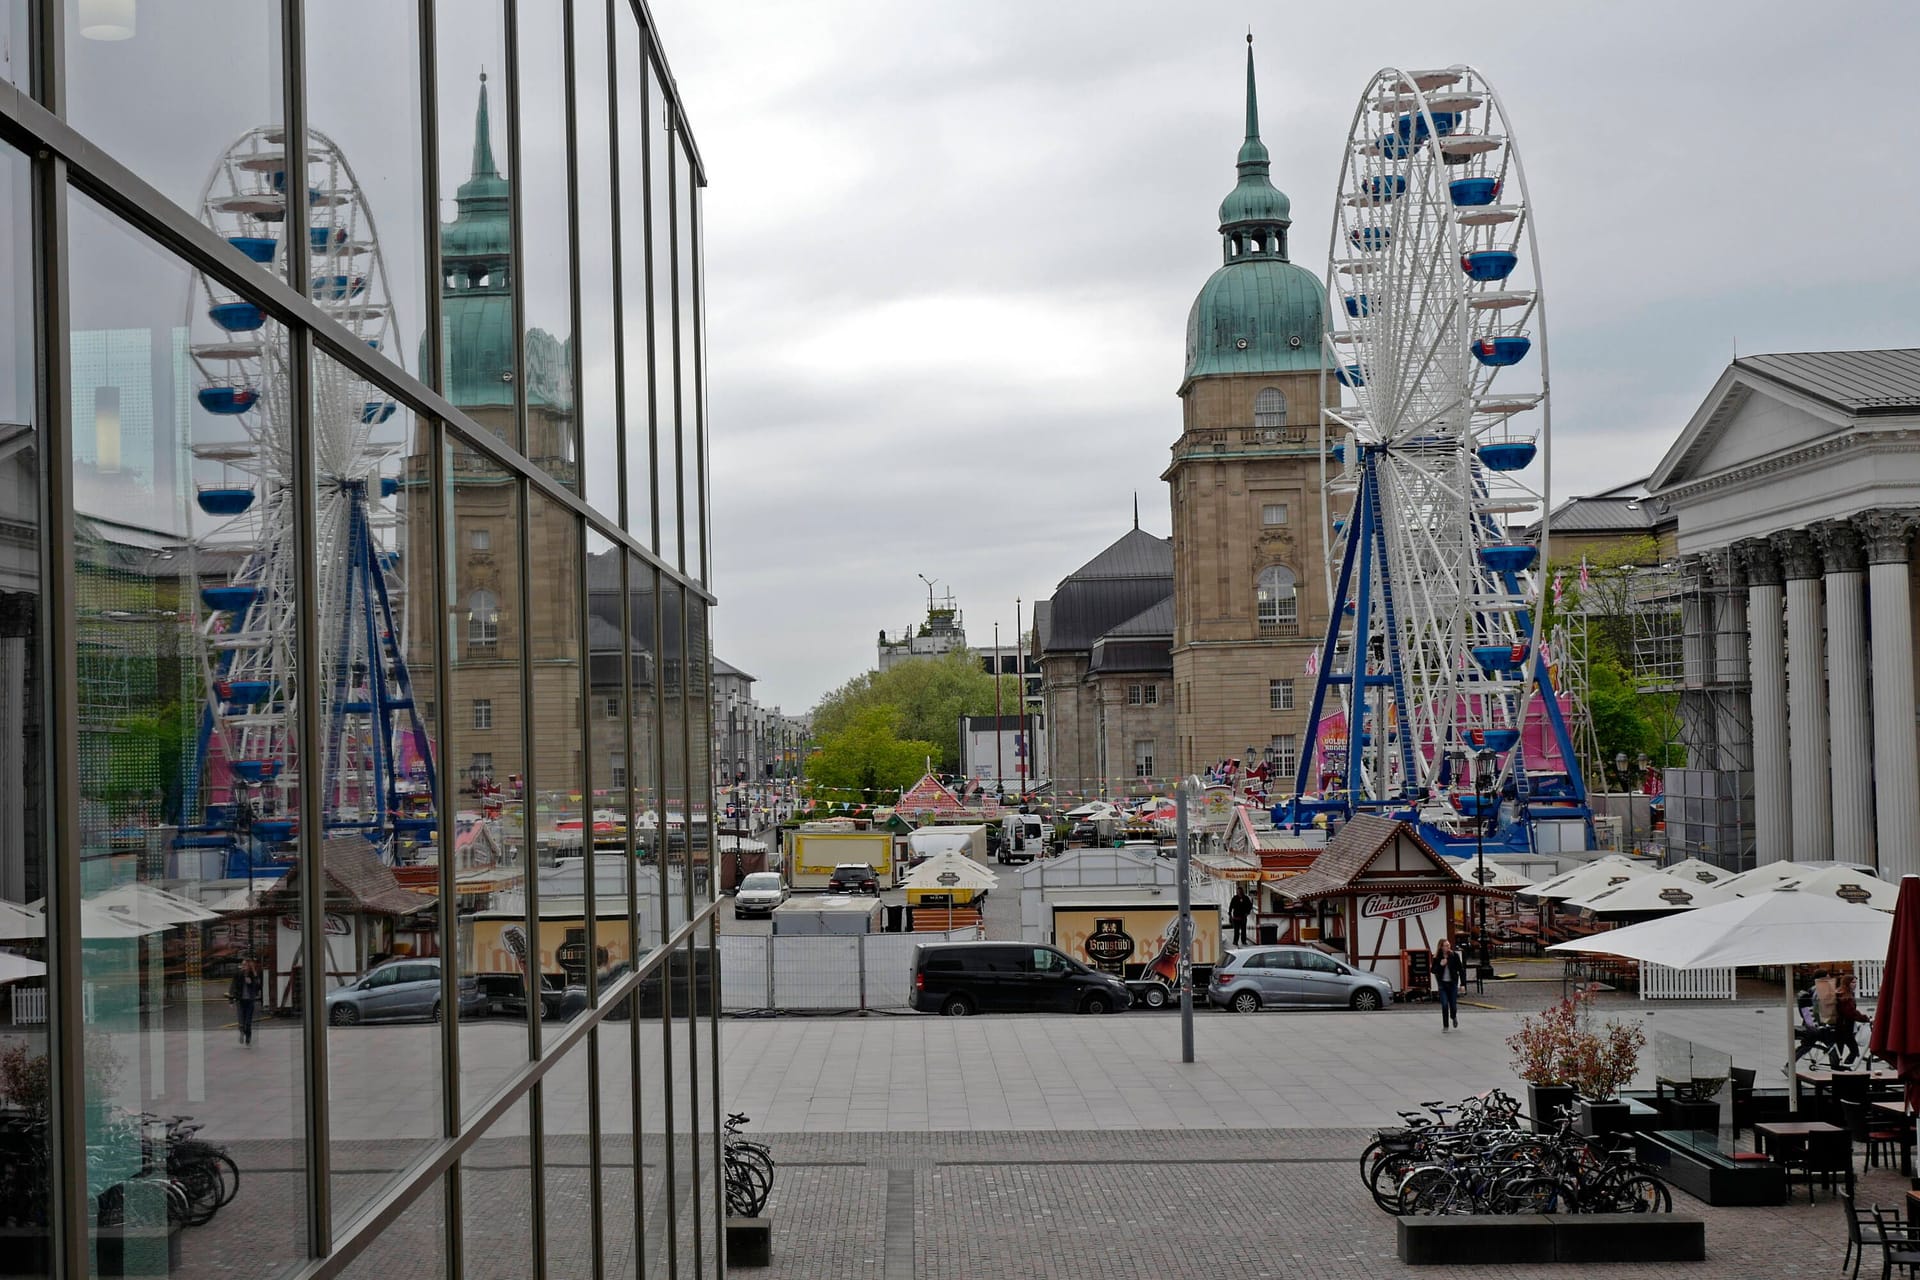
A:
[
  {"left": 1433, "top": 937, "right": 1465, "bottom": 1031},
  {"left": 229, "top": 957, "right": 264, "bottom": 1046}
]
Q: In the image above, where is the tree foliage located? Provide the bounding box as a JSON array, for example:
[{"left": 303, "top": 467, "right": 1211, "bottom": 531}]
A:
[
  {"left": 807, "top": 706, "right": 939, "bottom": 800},
  {"left": 811, "top": 651, "right": 1024, "bottom": 773}
]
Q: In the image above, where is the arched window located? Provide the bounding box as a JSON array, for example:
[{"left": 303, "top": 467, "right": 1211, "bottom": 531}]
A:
[
  {"left": 1257, "top": 565, "right": 1298, "bottom": 635},
  {"left": 468, "top": 589, "right": 500, "bottom": 646},
  {"left": 1254, "top": 387, "right": 1287, "bottom": 430}
]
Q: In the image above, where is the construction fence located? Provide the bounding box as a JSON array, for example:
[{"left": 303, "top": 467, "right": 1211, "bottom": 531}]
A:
[{"left": 718, "top": 928, "right": 982, "bottom": 1014}]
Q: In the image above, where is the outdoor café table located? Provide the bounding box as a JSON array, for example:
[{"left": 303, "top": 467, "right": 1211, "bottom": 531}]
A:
[
  {"left": 1798, "top": 1066, "right": 1900, "bottom": 1104},
  {"left": 1755, "top": 1121, "right": 1850, "bottom": 1200},
  {"left": 1873, "top": 1100, "right": 1917, "bottom": 1177}
]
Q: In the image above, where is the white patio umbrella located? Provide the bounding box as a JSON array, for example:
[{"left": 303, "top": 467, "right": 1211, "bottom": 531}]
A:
[
  {"left": 1565, "top": 874, "right": 1734, "bottom": 916},
  {"left": 1552, "top": 888, "right": 1894, "bottom": 1108},
  {"left": 1764, "top": 865, "right": 1898, "bottom": 910},
  {"left": 0, "top": 950, "right": 46, "bottom": 983},
  {"left": 0, "top": 898, "right": 162, "bottom": 941},
  {"left": 902, "top": 852, "right": 999, "bottom": 892},
  {"left": 1659, "top": 857, "right": 1733, "bottom": 887},
  {"left": 1442, "top": 856, "right": 1534, "bottom": 889},
  {"left": 1711, "top": 861, "right": 1803, "bottom": 897},
  {"left": 88, "top": 882, "right": 220, "bottom": 929},
  {"left": 1517, "top": 856, "right": 1651, "bottom": 903}
]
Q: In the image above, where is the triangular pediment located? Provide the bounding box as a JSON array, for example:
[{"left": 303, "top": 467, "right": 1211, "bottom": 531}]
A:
[
  {"left": 1360, "top": 832, "right": 1453, "bottom": 880},
  {"left": 1651, "top": 365, "right": 1857, "bottom": 492}
]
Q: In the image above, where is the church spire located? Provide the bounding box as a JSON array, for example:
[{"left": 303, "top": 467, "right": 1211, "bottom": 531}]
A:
[
  {"left": 472, "top": 70, "right": 499, "bottom": 180},
  {"left": 1238, "top": 34, "right": 1269, "bottom": 175},
  {"left": 1216, "top": 37, "right": 1290, "bottom": 260}
]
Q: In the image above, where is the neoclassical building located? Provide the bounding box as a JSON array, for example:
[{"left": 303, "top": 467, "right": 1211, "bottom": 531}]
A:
[
  {"left": 1163, "top": 45, "right": 1334, "bottom": 780},
  {"left": 1647, "top": 349, "right": 1920, "bottom": 876}
]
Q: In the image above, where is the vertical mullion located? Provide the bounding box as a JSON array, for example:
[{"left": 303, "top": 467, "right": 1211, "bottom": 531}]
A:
[
  {"left": 281, "top": 0, "right": 330, "bottom": 1260},
  {"left": 604, "top": 0, "right": 628, "bottom": 532},
  {"left": 419, "top": 0, "right": 444, "bottom": 397},
  {"left": 429, "top": 413, "right": 465, "bottom": 1276},
  {"left": 623, "top": 555, "right": 646, "bottom": 1272},
  {"left": 665, "top": 105, "right": 682, "bottom": 574},
  {"left": 562, "top": 0, "right": 587, "bottom": 496},
  {"left": 640, "top": 38, "right": 660, "bottom": 556},
  {"left": 679, "top": 600, "right": 699, "bottom": 1280},
  {"left": 33, "top": 141, "right": 87, "bottom": 1280},
  {"left": 689, "top": 182, "right": 708, "bottom": 589},
  {"left": 505, "top": 0, "right": 527, "bottom": 458},
  {"left": 573, "top": 515, "right": 604, "bottom": 1279},
  {"left": 29, "top": 0, "right": 60, "bottom": 112}
]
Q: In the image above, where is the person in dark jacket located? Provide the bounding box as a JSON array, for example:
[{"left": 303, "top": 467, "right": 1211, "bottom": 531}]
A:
[
  {"left": 228, "top": 958, "right": 264, "bottom": 1046},
  {"left": 1433, "top": 938, "right": 1465, "bottom": 1031},
  {"left": 1228, "top": 888, "right": 1253, "bottom": 945}
]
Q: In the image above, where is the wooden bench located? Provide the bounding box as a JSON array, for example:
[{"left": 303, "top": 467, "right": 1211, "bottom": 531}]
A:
[{"left": 1397, "top": 1214, "right": 1706, "bottom": 1265}]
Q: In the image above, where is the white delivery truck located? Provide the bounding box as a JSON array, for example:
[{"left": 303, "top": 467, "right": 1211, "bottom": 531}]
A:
[
  {"left": 907, "top": 823, "right": 988, "bottom": 865},
  {"left": 998, "top": 813, "right": 1047, "bottom": 865}
]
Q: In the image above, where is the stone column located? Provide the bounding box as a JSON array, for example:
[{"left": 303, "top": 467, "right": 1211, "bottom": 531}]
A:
[
  {"left": 1678, "top": 555, "right": 1712, "bottom": 768},
  {"left": 1713, "top": 552, "right": 1751, "bottom": 772},
  {"left": 1772, "top": 529, "right": 1831, "bottom": 861},
  {"left": 1742, "top": 540, "right": 1791, "bottom": 865},
  {"left": 1861, "top": 511, "right": 1920, "bottom": 878},
  {"left": 1818, "top": 522, "right": 1875, "bottom": 865}
]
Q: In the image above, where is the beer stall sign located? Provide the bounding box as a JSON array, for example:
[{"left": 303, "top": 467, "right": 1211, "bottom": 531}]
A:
[{"left": 1361, "top": 893, "right": 1440, "bottom": 921}]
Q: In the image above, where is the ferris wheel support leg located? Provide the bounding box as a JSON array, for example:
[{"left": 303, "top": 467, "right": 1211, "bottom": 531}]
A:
[
  {"left": 1346, "top": 458, "right": 1380, "bottom": 803},
  {"left": 1295, "top": 456, "right": 1370, "bottom": 813}
]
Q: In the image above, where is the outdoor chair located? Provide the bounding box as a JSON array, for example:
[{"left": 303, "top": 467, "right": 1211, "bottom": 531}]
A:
[
  {"left": 1729, "top": 1066, "right": 1757, "bottom": 1141},
  {"left": 1867, "top": 1209, "right": 1920, "bottom": 1280},
  {"left": 1843, "top": 1192, "right": 1890, "bottom": 1280},
  {"left": 1840, "top": 1099, "right": 1905, "bottom": 1172}
]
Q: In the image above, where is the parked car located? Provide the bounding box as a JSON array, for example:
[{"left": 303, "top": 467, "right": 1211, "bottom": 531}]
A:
[
  {"left": 325, "top": 957, "right": 486, "bottom": 1025},
  {"left": 733, "top": 871, "right": 789, "bottom": 918},
  {"left": 827, "top": 863, "right": 880, "bottom": 895},
  {"left": 474, "top": 971, "right": 565, "bottom": 1020},
  {"left": 1206, "top": 946, "right": 1392, "bottom": 1013},
  {"left": 911, "top": 941, "right": 1132, "bottom": 1016}
]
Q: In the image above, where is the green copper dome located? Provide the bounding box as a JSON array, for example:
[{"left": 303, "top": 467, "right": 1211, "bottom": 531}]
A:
[{"left": 1183, "top": 42, "right": 1327, "bottom": 385}]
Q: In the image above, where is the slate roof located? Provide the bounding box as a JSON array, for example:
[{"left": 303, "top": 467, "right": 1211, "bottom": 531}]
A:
[
  {"left": 1737, "top": 349, "right": 1920, "bottom": 414},
  {"left": 1041, "top": 528, "right": 1174, "bottom": 655},
  {"left": 1102, "top": 595, "right": 1174, "bottom": 639},
  {"left": 713, "top": 657, "right": 755, "bottom": 681},
  {"left": 249, "top": 836, "right": 428, "bottom": 916},
  {"left": 1063, "top": 527, "right": 1173, "bottom": 581},
  {"left": 1274, "top": 815, "right": 1503, "bottom": 903}
]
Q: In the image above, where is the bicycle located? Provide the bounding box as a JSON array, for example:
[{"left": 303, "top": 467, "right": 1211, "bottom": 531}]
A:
[{"left": 722, "top": 1112, "right": 773, "bottom": 1218}]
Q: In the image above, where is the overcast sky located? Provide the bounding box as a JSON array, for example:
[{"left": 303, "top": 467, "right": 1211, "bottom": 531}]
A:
[{"left": 654, "top": 0, "right": 1920, "bottom": 713}]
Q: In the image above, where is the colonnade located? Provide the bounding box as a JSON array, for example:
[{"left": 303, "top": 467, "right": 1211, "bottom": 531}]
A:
[{"left": 1708, "top": 511, "right": 1919, "bottom": 876}]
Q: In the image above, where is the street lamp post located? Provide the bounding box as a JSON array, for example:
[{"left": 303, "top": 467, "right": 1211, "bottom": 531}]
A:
[{"left": 1472, "top": 750, "right": 1494, "bottom": 958}]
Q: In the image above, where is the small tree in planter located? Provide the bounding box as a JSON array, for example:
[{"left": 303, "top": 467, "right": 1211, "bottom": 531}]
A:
[
  {"left": 1508, "top": 992, "right": 1647, "bottom": 1135},
  {"left": 1508, "top": 997, "right": 1581, "bottom": 1131}
]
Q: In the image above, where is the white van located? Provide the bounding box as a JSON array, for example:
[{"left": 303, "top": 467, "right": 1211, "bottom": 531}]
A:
[{"left": 998, "top": 813, "right": 1047, "bottom": 864}]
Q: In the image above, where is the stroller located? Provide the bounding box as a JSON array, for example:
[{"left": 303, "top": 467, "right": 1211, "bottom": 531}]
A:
[{"left": 1795, "top": 986, "right": 1863, "bottom": 1070}]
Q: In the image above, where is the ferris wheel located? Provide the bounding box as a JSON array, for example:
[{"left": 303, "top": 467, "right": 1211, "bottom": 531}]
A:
[
  {"left": 182, "top": 126, "right": 435, "bottom": 865},
  {"left": 1296, "top": 66, "right": 1584, "bottom": 820}
]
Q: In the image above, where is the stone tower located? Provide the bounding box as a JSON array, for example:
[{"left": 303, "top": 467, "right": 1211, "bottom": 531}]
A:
[{"left": 1164, "top": 42, "right": 1333, "bottom": 785}]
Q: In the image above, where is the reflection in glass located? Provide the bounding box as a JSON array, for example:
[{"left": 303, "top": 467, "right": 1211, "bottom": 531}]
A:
[
  {"left": 648, "top": 56, "right": 680, "bottom": 566},
  {"left": 526, "top": 491, "right": 584, "bottom": 1047},
  {"left": 516, "top": 0, "right": 578, "bottom": 493},
  {"left": 673, "top": 939, "right": 699, "bottom": 1277},
  {"left": 2, "top": 4, "right": 28, "bottom": 92},
  {"left": 69, "top": 191, "right": 305, "bottom": 1278},
  {"left": 65, "top": 1, "right": 282, "bottom": 213},
  {"left": 687, "top": 601, "right": 713, "bottom": 910},
  {"left": 626, "top": 557, "right": 662, "bottom": 949},
  {"left": 660, "top": 580, "right": 687, "bottom": 927},
  {"left": 312, "top": 348, "right": 441, "bottom": 1231},
  {"left": 432, "top": 2, "right": 511, "bottom": 442},
  {"left": 574, "top": 0, "right": 621, "bottom": 522},
  {"left": 586, "top": 530, "right": 632, "bottom": 1000},
  {"left": 677, "top": 134, "right": 703, "bottom": 583},
  {"left": 542, "top": 1043, "right": 593, "bottom": 1275},
  {"left": 431, "top": 440, "right": 530, "bottom": 1115},
  {"left": 304, "top": 0, "right": 427, "bottom": 391},
  {"left": 615, "top": 8, "right": 653, "bottom": 544},
  {"left": 635, "top": 970, "right": 669, "bottom": 1280},
  {"left": 596, "top": 1020, "right": 637, "bottom": 1273},
  {"left": 461, "top": 1096, "right": 533, "bottom": 1280},
  {"left": 0, "top": 141, "right": 49, "bottom": 1271},
  {"left": 336, "top": 1177, "right": 446, "bottom": 1278}
]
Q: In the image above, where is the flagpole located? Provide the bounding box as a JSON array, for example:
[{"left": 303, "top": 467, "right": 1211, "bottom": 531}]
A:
[{"left": 994, "top": 621, "right": 1004, "bottom": 800}]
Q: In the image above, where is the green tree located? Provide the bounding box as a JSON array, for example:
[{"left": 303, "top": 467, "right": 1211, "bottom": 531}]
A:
[
  {"left": 812, "top": 651, "right": 1024, "bottom": 773},
  {"left": 808, "top": 705, "right": 938, "bottom": 801}
]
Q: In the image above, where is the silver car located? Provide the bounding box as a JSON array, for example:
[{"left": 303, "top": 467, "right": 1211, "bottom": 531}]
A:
[
  {"left": 1206, "top": 946, "right": 1393, "bottom": 1013},
  {"left": 326, "top": 957, "right": 478, "bottom": 1025},
  {"left": 733, "top": 871, "right": 789, "bottom": 919}
]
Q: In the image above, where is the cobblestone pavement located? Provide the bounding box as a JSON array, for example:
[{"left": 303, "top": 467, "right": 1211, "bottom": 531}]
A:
[{"left": 754, "top": 1129, "right": 1890, "bottom": 1279}]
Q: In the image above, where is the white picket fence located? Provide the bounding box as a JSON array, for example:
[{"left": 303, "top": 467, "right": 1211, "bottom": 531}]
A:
[
  {"left": 1638, "top": 963, "right": 1736, "bottom": 1001},
  {"left": 718, "top": 929, "right": 981, "bottom": 1013},
  {"left": 1856, "top": 958, "right": 1884, "bottom": 999},
  {"left": 9, "top": 985, "right": 95, "bottom": 1024}
]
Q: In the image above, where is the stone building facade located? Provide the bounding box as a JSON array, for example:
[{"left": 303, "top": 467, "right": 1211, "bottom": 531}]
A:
[{"left": 1164, "top": 46, "right": 1334, "bottom": 783}]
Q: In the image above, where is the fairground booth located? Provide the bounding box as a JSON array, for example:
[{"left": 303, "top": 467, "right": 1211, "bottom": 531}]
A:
[{"left": 1270, "top": 815, "right": 1509, "bottom": 996}]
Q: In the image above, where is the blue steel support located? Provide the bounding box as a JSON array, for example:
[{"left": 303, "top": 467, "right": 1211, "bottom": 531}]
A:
[
  {"left": 1293, "top": 461, "right": 1369, "bottom": 802},
  {"left": 1365, "top": 457, "right": 1420, "bottom": 793},
  {"left": 1346, "top": 456, "right": 1378, "bottom": 803}
]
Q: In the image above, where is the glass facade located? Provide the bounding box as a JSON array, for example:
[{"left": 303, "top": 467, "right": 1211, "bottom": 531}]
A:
[{"left": 0, "top": 3, "right": 720, "bottom": 1275}]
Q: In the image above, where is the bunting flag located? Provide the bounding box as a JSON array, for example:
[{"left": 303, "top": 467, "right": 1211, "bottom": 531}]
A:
[
  {"left": 1578, "top": 556, "right": 1591, "bottom": 592},
  {"left": 1550, "top": 570, "right": 1565, "bottom": 608},
  {"left": 1304, "top": 647, "right": 1320, "bottom": 677}
]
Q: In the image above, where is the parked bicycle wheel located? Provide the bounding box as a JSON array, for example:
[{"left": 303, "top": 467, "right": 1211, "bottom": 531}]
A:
[{"left": 1589, "top": 1171, "right": 1671, "bottom": 1214}]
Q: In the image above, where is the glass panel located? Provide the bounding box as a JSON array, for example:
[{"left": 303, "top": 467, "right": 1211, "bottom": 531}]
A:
[
  {"left": 596, "top": 1022, "right": 637, "bottom": 1274},
  {"left": 574, "top": 0, "right": 619, "bottom": 522},
  {"left": 660, "top": 579, "right": 686, "bottom": 928},
  {"left": 586, "top": 530, "right": 633, "bottom": 997},
  {"left": 516, "top": 0, "right": 577, "bottom": 494},
  {"left": 627, "top": 556, "right": 661, "bottom": 951},
  {"left": 649, "top": 56, "right": 679, "bottom": 565},
  {"left": 674, "top": 134, "right": 699, "bottom": 580},
  {"left": 69, "top": 191, "right": 306, "bottom": 1277},
  {"left": 690, "top": 923, "right": 720, "bottom": 1274},
  {"left": 65, "top": 1, "right": 282, "bottom": 213},
  {"left": 433, "top": 1, "right": 512, "bottom": 442},
  {"left": 614, "top": 8, "right": 652, "bottom": 544},
  {"left": 686, "top": 600, "right": 712, "bottom": 909},
  {"left": 337, "top": 1177, "right": 447, "bottom": 1278},
  {"left": 637, "top": 963, "right": 670, "bottom": 1280},
  {"left": 690, "top": 184, "right": 710, "bottom": 588},
  {"left": 312, "top": 346, "right": 440, "bottom": 1229},
  {"left": 304, "top": 0, "right": 427, "bottom": 392},
  {"left": 442, "top": 441, "right": 528, "bottom": 1115},
  {"left": 541, "top": 1040, "right": 593, "bottom": 1276},
  {"left": 0, "top": 141, "right": 49, "bottom": 1271},
  {"left": 462, "top": 1095, "right": 534, "bottom": 1280},
  {"left": 672, "top": 938, "right": 699, "bottom": 1277},
  {"left": 1, "top": 3, "right": 27, "bottom": 92},
  {"left": 527, "top": 492, "right": 582, "bottom": 1043}
]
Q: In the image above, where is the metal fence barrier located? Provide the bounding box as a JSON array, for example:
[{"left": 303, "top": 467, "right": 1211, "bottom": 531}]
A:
[
  {"left": 1638, "top": 963, "right": 1736, "bottom": 1001},
  {"left": 1856, "top": 958, "right": 1884, "bottom": 1000},
  {"left": 719, "top": 929, "right": 982, "bottom": 1013}
]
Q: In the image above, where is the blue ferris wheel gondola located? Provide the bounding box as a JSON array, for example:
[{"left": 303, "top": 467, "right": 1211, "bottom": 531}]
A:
[
  {"left": 201, "top": 584, "right": 260, "bottom": 612},
  {"left": 1351, "top": 226, "right": 1392, "bottom": 252},
  {"left": 196, "top": 488, "right": 256, "bottom": 517},
  {"left": 197, "top": 385, "right": 259, "bottom": 415},
  {"left": 230, "top": 758, "right": 281, "bottom": 784},
  {"left": 312, "top": 274, "right": 368, "bottom": 300},
  {"left": 361, "top": 401, "right": 397, "bottom": 424},
  {"left": 1336, "top": 364, "right": 1366, "bottom": 387},
  {"left": 251, "top": 818, "right": 296, "bottom": 842},
  {"left": 1449, "top": 177, "right": 1501, "bottom": 207},
  {"left": 1477, "top": 544, "right": 1538, "bottom": 574},
  {"left": 208, "top": 301, "right": 266, "bottom": 332},
  {"left": 227, "top": 236, "right": 277, "bottom": 264},
  {"left": 1473, "top": 335, "right": 1531, "bottom": 367},
  {"left": 1344, "top": 295, "right": 1371, "bottom": 318},
  {"left": 1477, "top": 440, "right": 1538, "bottom": 470},
  {"left": 1461, "top": 250, "right": 1518, "bottom": 282},
  {"left": 1465, "top": 728, "right": 1522, "bottom": 754},
  {"left": 220, "top": 679, "right": 272, "bottom": 705},
  {"left": 379, "top": 476, "right": 400, "bottom": 498},
  {"left": 1472, "top": 645, "right": 1523, "bottom": 673}
]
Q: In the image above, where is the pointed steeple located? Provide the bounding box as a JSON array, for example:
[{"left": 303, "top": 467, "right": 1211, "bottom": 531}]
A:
[
  {"left": 1237, "top": 36, "right": 1269, "bottom": 175},
  {"left": 1216, "top": 36, "right": 1291, "bottom": 260},
  {"left": 471, "top": 70, "right": 499, "bottom": 180}
]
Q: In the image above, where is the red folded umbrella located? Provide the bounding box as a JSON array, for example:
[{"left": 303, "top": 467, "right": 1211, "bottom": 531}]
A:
[{"left": 1870, "top": 874, "right": 1920, "bottom": 1110}]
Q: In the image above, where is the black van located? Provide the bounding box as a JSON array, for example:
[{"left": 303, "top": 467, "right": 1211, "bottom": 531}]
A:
[{"left": 911, "top": 942, "right": 1132, "bottom": 1016}]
